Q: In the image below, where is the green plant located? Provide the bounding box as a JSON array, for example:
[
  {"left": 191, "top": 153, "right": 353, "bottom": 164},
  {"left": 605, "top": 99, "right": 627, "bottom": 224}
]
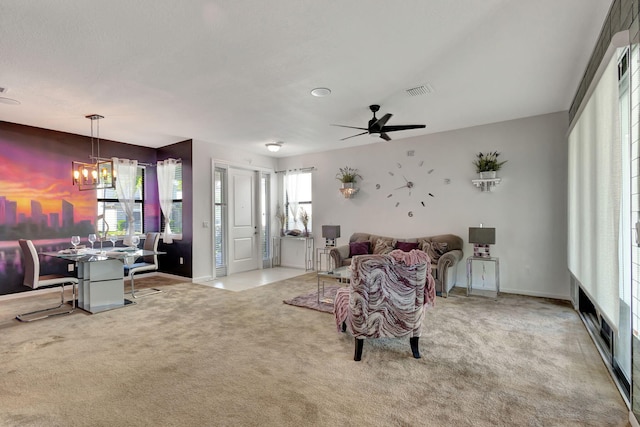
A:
[
  {"left": 473, "top": 151, "right": 507, "bottom": 173},
  {"left": 336, "top": 166, "right": 362, "bottom": 183}
]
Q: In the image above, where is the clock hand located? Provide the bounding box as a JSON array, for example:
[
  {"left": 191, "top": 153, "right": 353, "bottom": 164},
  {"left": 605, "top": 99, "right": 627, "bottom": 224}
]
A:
[{"left": 394, "top": 181, "right": 415, "bottom": 191}]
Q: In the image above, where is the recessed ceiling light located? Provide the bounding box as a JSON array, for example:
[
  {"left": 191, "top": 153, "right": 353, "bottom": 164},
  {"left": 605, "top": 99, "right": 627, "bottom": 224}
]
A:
[
  {"left": 311, "top": 87, "right": 331, "bottom": 97},
  {"left": 266, "top": 142, "right": 282, "bottom": 152},
  {"left": 0, "top": 97, "right": 20, "bottom": 105}
]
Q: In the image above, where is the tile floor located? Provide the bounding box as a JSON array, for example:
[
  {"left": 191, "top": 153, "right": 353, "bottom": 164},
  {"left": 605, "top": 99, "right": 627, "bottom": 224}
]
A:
[{"left": 194, "top": 267, "right": 308, "bottom": 292}]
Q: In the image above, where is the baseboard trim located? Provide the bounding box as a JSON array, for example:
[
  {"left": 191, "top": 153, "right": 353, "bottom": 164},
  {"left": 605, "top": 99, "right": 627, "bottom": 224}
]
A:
[
  {"left": 0, "top": 272, "right": 193, "bottom": 302},
  {"left": 452, "top": 285, "right": 570, "bottom": 301},
  {"left": 0, "top": 286, "right": 61, "bottom": 302}
]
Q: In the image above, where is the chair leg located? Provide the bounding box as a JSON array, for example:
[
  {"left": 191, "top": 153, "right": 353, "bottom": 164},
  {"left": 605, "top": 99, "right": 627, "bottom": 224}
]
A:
[
  {"left": 410, "top": 337, "right": 421, "bottom": 359},
  {"left": 129, "top": 273, "right": 162, "bottom": 299},
  {"left": 354, "top": 338, "right": 364, "bottom": 361},
  {"left": 16, "top": 283, "right": 76, "bottom": 322}
]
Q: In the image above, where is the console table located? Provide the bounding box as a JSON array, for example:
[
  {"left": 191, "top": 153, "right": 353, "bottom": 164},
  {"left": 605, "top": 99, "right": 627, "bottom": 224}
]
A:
[{"left": 272, "top": 236, "right": 314, "bottom": 271}]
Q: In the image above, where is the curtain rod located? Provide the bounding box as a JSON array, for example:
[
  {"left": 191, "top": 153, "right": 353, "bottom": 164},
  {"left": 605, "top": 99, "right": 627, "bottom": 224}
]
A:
[
  {"left": 275, "top": 166, "right": 316, "bottom": 174},
  {"left": 92, "top": 156, "right": 182, "bottom": 167}
]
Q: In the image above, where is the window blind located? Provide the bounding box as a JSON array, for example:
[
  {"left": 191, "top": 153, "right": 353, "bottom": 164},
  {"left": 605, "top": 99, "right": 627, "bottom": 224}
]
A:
[{"left": 568, "top": 54, "right": 622, "bottom": 328}]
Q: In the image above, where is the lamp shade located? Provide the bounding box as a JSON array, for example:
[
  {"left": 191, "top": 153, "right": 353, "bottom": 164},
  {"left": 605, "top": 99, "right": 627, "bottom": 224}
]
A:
[
  {"left": 468, "top": 227, "right": 496, "bottom": 245},
  {"left": 322, "top": 225, "right": 341, "bottom": 239}
]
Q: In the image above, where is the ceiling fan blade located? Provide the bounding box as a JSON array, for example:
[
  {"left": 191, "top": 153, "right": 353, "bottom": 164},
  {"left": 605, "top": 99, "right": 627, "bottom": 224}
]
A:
[
  {"left": 331, "top": 124, "right": 369, "bottom": 131},
  {"left": 373, "top": 113, "right": 393, "bottom": 129},
  {"left": 380, "top": 124, "right": 426, "bottom": 132},
  {"left": 380, "top": 133, "right": 391, "bottom": 141},
  {"left": 341, "top": 131, "right": 369, "bottom": 141}
]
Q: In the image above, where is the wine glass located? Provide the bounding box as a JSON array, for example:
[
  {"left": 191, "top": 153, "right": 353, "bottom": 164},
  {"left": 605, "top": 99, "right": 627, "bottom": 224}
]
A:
[
  {"left": 130, "top": 234, "right": 140, "bottom": 249},
  {"left": 109, "top": 234, "right": 118, "bottom": 248},
  {"left": 71, "top": 235, "right": 80, "bottom": 251},
  {"left": 88, "top": 233, "right": 97, "bottom": 250}
]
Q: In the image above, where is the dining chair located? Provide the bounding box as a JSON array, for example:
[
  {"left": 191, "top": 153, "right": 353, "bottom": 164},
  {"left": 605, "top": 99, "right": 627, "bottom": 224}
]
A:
[
  {"left": 124, "top": 232, "right": 161, "bottom": 298},
  {"left": 16, "top": 239, "right": 79, "bottom": 322}
]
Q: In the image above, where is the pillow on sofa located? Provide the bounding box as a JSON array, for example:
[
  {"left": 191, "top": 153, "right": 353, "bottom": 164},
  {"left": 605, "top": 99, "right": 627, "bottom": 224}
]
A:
[
  {"left": 395, "top": 241, "right": 419, "bottom": 252},
  {"left": 373, "top": 238, "right": 395, "bottom": 255},
  {"left": 421, "top": 241, "right": 448, "bottom": 262},
  {"left": 349, "top": 241, "right": 371, "bottom": 257}
]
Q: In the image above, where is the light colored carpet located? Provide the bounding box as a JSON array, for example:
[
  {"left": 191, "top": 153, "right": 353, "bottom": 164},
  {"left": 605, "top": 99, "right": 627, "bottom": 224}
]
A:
[{"left": 0, "top": 273, "right": 630, "bottom": 426}]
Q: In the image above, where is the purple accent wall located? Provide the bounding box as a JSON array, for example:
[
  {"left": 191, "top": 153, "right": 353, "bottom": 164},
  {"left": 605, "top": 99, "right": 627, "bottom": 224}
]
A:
[
  {"left": 157, "top": 140, "right": 193, "bottom": 278},
  {"left": 0, "top": 121, "right": 193, "bottom": 295}
]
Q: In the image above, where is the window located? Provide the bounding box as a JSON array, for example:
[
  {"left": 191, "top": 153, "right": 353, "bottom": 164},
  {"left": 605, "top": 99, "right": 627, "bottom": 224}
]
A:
[
  {"left": 97, "top": 167, "right": 144, "bottom": 235},
  {"left": 160, "top": 162, "right": 183, "bottom": 236},
  {"left": 261, "top": 172, "right": 271, "bottom": 266},
  {"left": 283, "top": 171, "right": 312, "bottom": 233},
  {"left": 214, "top": 167, "right": 227, "bottom": 275}
]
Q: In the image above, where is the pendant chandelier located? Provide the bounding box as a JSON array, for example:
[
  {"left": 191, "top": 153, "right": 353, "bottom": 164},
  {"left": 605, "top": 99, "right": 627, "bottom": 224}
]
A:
[{"left": 71, "top": 114, "right": 116, "bottom": 191}]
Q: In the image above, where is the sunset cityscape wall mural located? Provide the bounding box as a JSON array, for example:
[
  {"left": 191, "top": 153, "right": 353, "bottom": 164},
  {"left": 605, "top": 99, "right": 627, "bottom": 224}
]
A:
[{"left": 0, "top": 137, "right": 97, "bottom": 245}]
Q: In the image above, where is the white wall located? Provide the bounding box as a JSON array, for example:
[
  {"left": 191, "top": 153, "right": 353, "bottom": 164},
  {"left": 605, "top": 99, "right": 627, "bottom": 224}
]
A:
[
  {"left": 191, "top": 139, "right": 278, "bottom": 281},
  {"left": 277, "top": 111, "right": 570, "bottom": 299}
]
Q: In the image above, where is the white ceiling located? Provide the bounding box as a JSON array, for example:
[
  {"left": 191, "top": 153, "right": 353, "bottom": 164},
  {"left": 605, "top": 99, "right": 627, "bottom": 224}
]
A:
[{"left": 0, "top": 1, "right": 612, "bottom": 157}]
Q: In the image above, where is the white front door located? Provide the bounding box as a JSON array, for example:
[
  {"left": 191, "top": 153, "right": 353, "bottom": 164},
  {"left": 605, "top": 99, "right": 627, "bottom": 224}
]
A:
[{"left": 228, "top": 167, "right": 259, "bottom": 274}]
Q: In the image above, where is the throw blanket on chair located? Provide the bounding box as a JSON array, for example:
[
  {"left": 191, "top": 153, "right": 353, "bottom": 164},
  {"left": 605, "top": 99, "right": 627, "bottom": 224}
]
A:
[{"left": 333, "top": 249, "right": 435, "bottom": 336}]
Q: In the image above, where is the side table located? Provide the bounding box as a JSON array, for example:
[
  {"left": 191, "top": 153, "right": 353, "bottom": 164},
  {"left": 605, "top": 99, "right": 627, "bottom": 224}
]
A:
[
  {"left": 317, "top": 266, "right": 351, "bottom": 304},
  {"left": 316, "top": 247, "right": 333, "bottom": 273},
  {"left": 466, "top": 256, "right": 500, "bottom": 297}
]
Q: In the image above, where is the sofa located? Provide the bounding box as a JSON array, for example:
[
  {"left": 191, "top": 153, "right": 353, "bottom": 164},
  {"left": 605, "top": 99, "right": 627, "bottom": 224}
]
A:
[{"left": 329, "top": 232, "right": 463, "bottom": 297}]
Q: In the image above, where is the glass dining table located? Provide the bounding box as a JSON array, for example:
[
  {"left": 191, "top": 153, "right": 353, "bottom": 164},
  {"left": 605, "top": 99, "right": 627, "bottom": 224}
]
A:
[{"left": 42, "top": 247, "right": 163, "bottom": 314}]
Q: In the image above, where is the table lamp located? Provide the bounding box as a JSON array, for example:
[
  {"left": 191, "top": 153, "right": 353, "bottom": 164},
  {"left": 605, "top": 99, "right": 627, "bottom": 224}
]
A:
[
  {"left": 468, "top": 226, "right": 496, "bottom": 258},
  {"left": 322, "top": 225, "right": 341, "bottom": 247}
]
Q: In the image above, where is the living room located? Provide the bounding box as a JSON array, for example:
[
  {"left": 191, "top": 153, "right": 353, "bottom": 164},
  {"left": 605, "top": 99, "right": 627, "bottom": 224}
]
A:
[{"left": 0, "top": 1, "right": 637, "bottom": 425}]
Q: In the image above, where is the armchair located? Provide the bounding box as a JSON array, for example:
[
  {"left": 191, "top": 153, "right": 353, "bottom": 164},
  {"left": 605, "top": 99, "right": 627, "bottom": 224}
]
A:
[{"left": 334, "top": 250, "right": 435, "bottom": 361}]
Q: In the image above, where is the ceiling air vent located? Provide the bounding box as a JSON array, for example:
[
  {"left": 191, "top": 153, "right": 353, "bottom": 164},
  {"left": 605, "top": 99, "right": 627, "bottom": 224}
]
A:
[{"left": 405, "top": 84, "right": 433, "bottom": 97}]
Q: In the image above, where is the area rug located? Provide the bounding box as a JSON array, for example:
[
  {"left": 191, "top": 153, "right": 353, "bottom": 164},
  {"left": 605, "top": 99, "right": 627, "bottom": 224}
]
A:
[{"left": 283, "top": 285, "right": 342, "bottom": 313}]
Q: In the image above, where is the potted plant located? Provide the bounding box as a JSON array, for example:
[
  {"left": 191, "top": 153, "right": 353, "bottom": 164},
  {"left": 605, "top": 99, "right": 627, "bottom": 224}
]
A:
[
  {"left": 299, "top": 207, "right": 310, "bottom": 237},
  {"left": 336, "top": 166, "right": 362, "bottom": 189},
  {"left": 473, "top": 151, "right": 507, "bottom": 179},
  {"left": 275, "top": 209, "right": 286, "bottom": 236}
]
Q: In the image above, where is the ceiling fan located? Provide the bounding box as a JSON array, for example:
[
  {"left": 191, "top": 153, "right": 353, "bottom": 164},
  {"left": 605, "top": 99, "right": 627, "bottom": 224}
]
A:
[{"left": 332, "top": 104, "right": 426, "bottom": 141}]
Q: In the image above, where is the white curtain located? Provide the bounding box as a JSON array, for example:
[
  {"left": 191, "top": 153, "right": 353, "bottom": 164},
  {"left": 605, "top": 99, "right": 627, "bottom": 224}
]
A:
[
  {"left": 157, "top": 158, "right": 178, "bottom": 244},
  {"left": 285, "top": 171, "right": 299, "bottom": 230},
  {"left": 568, "top": 54, "right": 621, "bottom": 328},
  {"left": 114, "top": 157, "right": 139, "bottom": 246}
]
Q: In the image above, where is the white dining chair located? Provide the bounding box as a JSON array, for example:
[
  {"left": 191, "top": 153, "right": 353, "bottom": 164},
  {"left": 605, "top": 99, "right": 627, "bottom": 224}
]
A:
[
  {"left": 124, "top": 232, "right": 161, "bottom": 298},
  {"left": 16, "top": 239, "right": 79, "bottom": 322}
]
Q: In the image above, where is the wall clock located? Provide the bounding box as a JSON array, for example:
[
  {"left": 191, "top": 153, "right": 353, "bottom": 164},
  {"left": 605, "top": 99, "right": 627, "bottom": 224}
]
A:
[{"left": 376, "top": 150, "right": 436, "bottom": 217}]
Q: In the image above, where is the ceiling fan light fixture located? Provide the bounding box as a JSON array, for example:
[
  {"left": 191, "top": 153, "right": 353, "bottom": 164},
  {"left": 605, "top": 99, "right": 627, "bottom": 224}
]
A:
[
  {"left": 266, "top": 142, "right": 282, "bottom": 152},
  {"left": 311, "top": 87, "right": 331, "bottom": 97}
]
